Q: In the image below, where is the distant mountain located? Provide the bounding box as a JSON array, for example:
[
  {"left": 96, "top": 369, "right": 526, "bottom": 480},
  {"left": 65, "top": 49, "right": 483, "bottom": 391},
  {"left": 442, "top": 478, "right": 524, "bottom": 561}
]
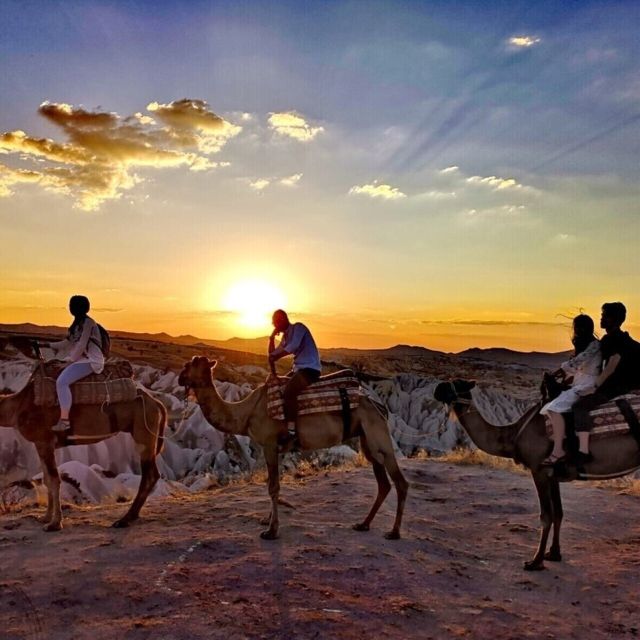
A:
[
  {"left": 322, "top": 344, "right": 446, "bottom": 358},
  {"left": 0, "top": 322, "right": 569, "bottom": 368},
  {"left": 457, "top": 347, "right": 570, "bottom": 370}
]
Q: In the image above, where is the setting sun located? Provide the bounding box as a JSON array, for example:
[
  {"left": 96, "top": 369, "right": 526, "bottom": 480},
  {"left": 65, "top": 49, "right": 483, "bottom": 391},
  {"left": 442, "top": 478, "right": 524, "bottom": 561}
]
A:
[{"left": 221, "top": 279, "right": 287, "bottom": 330}]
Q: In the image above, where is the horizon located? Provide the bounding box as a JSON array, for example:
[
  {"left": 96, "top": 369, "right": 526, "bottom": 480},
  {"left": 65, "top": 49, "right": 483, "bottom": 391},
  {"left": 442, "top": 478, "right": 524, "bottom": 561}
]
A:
[{"left": 1, "top": 1, "right": 638, "bottom": 353}]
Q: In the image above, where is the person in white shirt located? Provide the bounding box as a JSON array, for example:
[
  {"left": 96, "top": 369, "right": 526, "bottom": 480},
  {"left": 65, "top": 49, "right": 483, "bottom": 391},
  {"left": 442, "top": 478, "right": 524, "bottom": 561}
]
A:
[
  {"left": 39, "top": 295, "right": 105, "bottom": 432},
  {"left": 268, "top": 309, "right": 321, "bottom": 440},
  {"left": 540, "top": 314, "right": 601, "bottom": 465}
]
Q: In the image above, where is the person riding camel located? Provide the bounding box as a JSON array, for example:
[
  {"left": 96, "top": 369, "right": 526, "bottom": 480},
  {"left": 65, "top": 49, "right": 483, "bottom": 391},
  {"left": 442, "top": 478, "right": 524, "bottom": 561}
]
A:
[
  {"left": 572, "top": 302, "right": 640, "bottom": 463},
  {"left": 39, "top": 295, "right": 105, "bottom": 432},
  {"left": 268, "top": 309, "right": 321, "bottom": 441}
]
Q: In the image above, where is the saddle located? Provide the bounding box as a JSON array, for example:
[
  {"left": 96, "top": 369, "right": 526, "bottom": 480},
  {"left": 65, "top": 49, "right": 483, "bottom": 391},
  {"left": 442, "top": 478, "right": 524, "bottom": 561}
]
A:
[
  {"left": 266, "top": 369, "right": 361, "bottom": 421},
  {"left": 545, "top": 392, "right": 640, "bottom": 449},
  {"left": 33, "top": 359, "right": 137, "bottom": 408}
]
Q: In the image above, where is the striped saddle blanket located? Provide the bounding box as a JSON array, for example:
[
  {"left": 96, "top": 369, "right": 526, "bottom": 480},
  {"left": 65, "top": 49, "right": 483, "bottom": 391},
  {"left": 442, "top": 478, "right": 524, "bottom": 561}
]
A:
[
  {"left": 544, "top": 393, "right": 640, "bottom": 441},
  {"left": 33, "top": 359, "right": 137, "bottom": 408},
  {"left": 588, "top": 393, "right": 640, "bottom": 440},
  {"left": 266, "top": 373, "right": 361, "bottom": 421}
]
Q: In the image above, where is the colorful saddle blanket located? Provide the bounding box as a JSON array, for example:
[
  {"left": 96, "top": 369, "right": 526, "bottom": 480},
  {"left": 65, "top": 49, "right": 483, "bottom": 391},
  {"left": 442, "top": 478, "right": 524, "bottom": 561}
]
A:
[
  {"left": 266, "top": 373, "right": 361, "bottom": 421},
  {"left": 588, "top": 392, "right": 640, "bottom": 440},
  {"left": 33, "top": 359, "right": 137, "bottom": 408}
]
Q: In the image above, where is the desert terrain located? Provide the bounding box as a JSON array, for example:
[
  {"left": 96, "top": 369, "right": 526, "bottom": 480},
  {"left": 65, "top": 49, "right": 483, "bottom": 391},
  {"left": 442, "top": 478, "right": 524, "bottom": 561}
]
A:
[{"left": 1, "top": 324, "right": 638, "bottom": 639}]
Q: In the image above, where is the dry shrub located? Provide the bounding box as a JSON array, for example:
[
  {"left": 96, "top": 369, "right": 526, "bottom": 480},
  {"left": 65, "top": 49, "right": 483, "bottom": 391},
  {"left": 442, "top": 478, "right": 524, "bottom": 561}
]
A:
[
  {"left": 593, "top": 476, "right": 640, "bottom": 496},
  {"left": 437, "top": 447, "right": 527, "bottom": 475}
]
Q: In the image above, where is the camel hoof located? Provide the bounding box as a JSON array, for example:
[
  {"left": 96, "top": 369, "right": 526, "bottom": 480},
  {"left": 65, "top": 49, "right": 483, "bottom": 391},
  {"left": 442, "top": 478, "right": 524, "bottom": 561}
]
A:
[
  {"left": 352, "top": 523, "right": 370, "bottom": 532},
  {"left": 544, "top": 550, "right": 562, "bottom": 562},
  {"left": 384, "top": 530, "right": 401, "bottom": 540},
  {"left": 112, "top": 519, "right": 131, "bottom": 529},
  {"left": 260, "top": 529, "right": 279, "bottom": 540},
  {"left": 43, "top": 521, "right": 62, "bottom": 532},
  {"left": 523, "top": 560, "right": 545, "bottom": 571}
]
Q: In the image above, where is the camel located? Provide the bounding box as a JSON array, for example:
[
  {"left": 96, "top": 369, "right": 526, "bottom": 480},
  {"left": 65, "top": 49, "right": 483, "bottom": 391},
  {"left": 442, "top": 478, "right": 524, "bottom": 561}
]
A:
[
  {"left": 434, "top": 379, "right": 640, "bottom": 571},
  {"left": 178, "top": 356, "right": 408, "bottom": 540},
  {"left": 0, "top": 342, "right": 166, "bottom": 531}
]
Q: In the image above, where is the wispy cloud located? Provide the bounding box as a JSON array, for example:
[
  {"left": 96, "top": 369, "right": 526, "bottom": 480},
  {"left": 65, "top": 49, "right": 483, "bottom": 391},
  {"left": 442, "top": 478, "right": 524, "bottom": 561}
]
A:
[
  {"left": 348, "top": 181, "right": 406, "bottom": 200},
  {"left": 507, "top": 35, "right": 541, "bottom": 49},
  {"left": 246, "top": 173, "right": 303, "bottom": 191},
  {"left": 0, "top": 99, "right": 241, "bottom": 210},
  {"left": 249, "top": 178, "right": 270, "bottom": 191},
  {"left": 280, "top": 173, "right": 303, "bottom": 187},
  {"left": 268, "top": 111, "right": 324, "bottom": 142},
  {"left": 466, "top": 175, "right": 522, "bottom": 191}
]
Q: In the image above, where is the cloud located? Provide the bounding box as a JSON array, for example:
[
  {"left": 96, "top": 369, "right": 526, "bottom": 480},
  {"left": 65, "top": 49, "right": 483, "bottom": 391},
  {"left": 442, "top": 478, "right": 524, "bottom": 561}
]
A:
[
  {"left": 280, "top": 173, "right": 303, "bottom": 187},
  {"left": 0, "top": 99, "right": 241, "bottom": 210},
  {"left": 507, "top": 35, "right": 541, "bottom": 49},
  {"left": 249, "top": 178, "right": 270, "bottom": 191},
  {"left": 421, "top": 319, "right": 558, "bottom": 327},
  {"left": 268, "top": 111, "right": 324, "bottom": 142},
  {"left": 466, "top": 175, "right": 522, "bottom": 190},
  {"left": 348, "top": 181, "right": 406, "bottom": 200},
  {"left": 417, "top": 190, "right": 456, "bottom": 199},
  {"left": 439, "top": 166, "right": 459, "bottom": 174}
]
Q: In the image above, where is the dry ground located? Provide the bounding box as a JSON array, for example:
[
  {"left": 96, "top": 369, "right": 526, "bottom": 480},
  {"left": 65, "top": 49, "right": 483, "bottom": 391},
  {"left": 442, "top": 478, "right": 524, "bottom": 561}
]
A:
[{"left": 1, "top": 459, "right": 639, "bottom": 640}]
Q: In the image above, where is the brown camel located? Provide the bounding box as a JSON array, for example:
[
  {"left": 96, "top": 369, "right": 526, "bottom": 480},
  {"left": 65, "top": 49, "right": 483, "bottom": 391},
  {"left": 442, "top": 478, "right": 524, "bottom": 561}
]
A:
[
  {"left": 434, "top": 379, "right": 640, "bottom": 570},
  {"left": 178, "top": 356, "right": 408, "bottom": 540},
  {"left": 0, "top": 348, "right": 166, "bottom": 531}
]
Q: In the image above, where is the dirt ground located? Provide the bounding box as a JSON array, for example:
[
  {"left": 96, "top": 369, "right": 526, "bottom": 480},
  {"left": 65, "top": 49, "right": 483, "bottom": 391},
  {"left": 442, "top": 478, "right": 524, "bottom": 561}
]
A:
[{"left": 1, "top": 459, "right": 639, "bottom": 640}]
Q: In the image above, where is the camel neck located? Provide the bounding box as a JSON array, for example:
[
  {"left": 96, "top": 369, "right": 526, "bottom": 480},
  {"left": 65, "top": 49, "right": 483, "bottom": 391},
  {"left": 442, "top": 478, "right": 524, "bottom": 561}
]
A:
[
  {"left": 192, "top": 383, "right": 260, "bottom": 436},
  {"left": 0, "top": 384, "right": 30, "bottom": 428},
  {"left": 454, "top": 402, "right": 521, "bottom": 459}
]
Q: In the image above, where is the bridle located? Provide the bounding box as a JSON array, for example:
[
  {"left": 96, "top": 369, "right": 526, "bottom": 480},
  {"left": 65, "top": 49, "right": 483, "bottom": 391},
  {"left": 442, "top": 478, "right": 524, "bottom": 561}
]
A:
[{"left": 446, "top": 382, "right": 477, "bottom": 416}]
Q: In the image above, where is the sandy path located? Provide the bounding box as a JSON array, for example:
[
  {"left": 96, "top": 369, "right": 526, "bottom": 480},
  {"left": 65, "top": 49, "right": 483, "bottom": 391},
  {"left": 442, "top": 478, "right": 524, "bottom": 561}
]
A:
[{"left": 1, "top": 459, "right": 639, "bottom": 640}]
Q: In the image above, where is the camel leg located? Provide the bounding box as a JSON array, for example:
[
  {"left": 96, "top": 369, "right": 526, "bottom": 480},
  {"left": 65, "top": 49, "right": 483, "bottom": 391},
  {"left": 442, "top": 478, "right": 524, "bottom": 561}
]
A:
[
  {"left": 37, "top": 452, "right": 54, "bottom": 525},
  {"left": 382, "top": 453, "right": 408, "bottom": 540},
  {"left": 260, "top": 444, "right": 280, "bottom": 540},
  {"left": 544, "top": 478, "right": 563, "bottom": 562},
  {"left": 353, "top": 460, "right": 390, "bottom": 532},
  {"left": 353, "top": 437, "right": 391, "bottom": 532},
  {"left": 35, "top": 442, "right": 62, "bottom": 532},
  {"left": 524, "top": 472, "right": 554, "bottom": 571},
  {"left": 113, "top": 456, "right": 159, "bottom": 528}
]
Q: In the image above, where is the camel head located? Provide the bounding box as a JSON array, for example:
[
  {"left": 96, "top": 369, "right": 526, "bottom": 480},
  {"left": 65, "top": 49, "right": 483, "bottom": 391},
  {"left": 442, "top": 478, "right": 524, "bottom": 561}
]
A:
[
  {"left": 433, "top": 379, "right": 476, "bottom": 405},
  {"left": 178, "top": 356, "right": 217, "bottom": 389}
]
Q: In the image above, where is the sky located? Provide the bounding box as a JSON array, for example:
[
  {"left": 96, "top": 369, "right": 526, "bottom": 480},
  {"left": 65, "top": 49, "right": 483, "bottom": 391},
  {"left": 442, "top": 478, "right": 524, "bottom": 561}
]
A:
[{"left": 1, "top": 0, "right": 639, "bottom": 352}]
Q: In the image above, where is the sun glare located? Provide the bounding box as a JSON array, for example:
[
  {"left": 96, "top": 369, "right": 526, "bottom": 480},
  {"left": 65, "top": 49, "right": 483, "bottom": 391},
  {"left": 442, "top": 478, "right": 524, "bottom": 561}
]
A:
[{"left": 222, "top": 279, "right": 287, "bottom": 330}]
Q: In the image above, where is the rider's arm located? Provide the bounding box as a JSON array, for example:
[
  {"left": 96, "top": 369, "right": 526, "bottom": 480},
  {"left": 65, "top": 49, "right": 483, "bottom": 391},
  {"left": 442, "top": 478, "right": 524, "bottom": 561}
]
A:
[{"left": 595, "top": 354, "right": 621, "bottom": 389}]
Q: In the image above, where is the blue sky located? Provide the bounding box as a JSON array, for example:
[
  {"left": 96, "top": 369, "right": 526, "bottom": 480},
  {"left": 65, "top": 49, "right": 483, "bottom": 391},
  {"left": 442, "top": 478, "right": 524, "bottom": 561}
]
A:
[{"left": 1, "top": 0, "right": 639, "bottom": 350}]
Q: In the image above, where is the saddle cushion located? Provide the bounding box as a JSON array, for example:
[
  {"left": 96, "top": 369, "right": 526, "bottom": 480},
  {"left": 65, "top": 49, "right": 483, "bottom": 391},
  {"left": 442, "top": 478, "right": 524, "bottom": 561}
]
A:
[
  {"left": 589, "top": 392, "right": 640, "bottom": 439},
  {"left": 547, "top": 392, "right": 640, "bottom": 440},
  {"left": 266, "top": 373, "right": 361, "bottom": 421},
  {"left": 33, "top": 359, "right": 137, "bottom": 408}
]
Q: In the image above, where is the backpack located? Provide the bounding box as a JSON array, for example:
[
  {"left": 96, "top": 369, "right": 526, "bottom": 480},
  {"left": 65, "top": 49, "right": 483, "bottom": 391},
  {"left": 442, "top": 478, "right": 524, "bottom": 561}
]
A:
[{"left": 90, "top": 323, "right": 111, "bottom": 358}]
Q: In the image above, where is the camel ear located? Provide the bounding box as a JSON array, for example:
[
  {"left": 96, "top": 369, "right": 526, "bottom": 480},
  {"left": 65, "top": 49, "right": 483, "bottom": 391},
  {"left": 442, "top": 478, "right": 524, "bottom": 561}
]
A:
[{"left": 209, "top": 359, "right": 218, "bottom": 369}]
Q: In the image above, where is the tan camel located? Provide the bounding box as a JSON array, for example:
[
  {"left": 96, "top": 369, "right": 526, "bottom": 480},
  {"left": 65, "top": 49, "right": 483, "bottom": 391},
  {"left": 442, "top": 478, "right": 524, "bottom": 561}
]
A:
[
  {"left": 178, "top": 356, "right": 408, "bottom": 540},
  {"left": 434, "top": 379, "right": 640, "bottom": 570},
  {"left": 0, "top": 346, "right": 166, "bottom": 531}
]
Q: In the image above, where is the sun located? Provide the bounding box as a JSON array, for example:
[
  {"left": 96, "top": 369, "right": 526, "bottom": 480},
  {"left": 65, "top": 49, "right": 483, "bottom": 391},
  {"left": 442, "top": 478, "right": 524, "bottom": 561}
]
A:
[{"left": 221, "top": 279, "right": 287, "bottom": 330}]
